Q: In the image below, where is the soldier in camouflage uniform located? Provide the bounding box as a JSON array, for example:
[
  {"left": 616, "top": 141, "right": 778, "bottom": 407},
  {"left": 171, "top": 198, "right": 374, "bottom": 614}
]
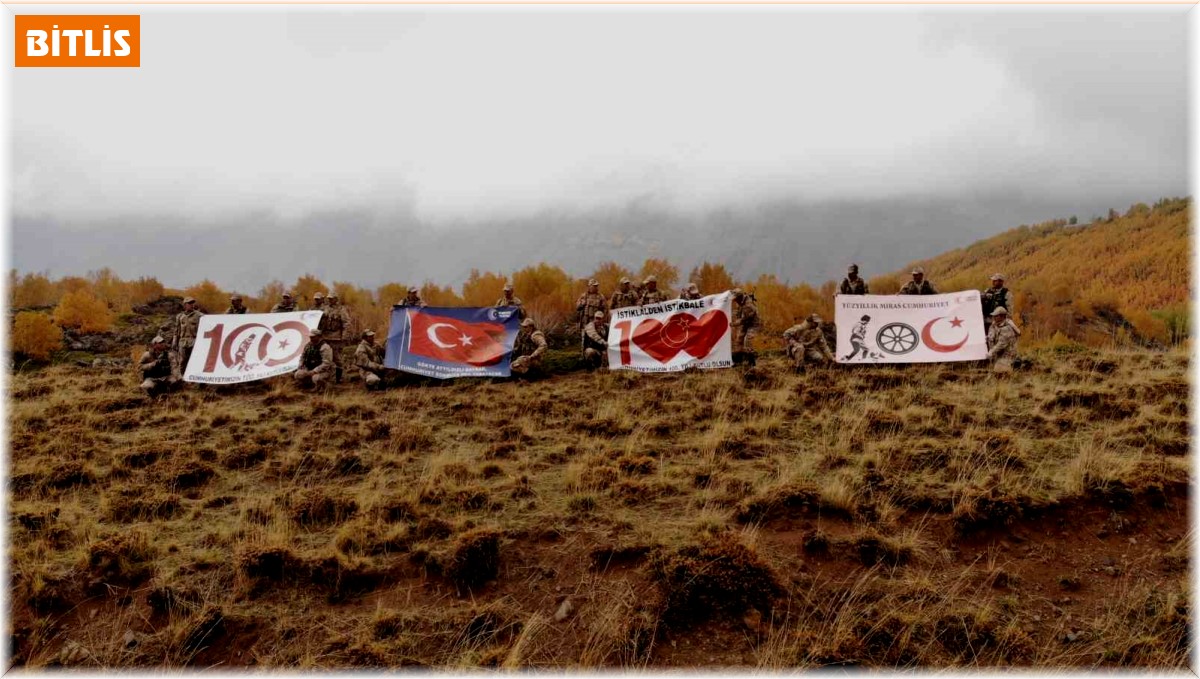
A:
[
  {"left": 354, "top": 329, "right": 388, "bottom": 390},
  {"left": 609, "top": 277, "right": 640, "bottom": 310},
  {"left": 172, "top": 297, "right": 204, "bottom": 370},
  {"left": 783, "top": 313, "right": 835, "bottom": 370},
  {"left": 138, "top": 335, "right": 181, "bottom": 397},
  {"left": 639, "top": 276, "right": 670, "bottom": 305},
  {"left": 731, "top": 289, "right": 760, "bottom": 363},
  {"left": 986, "top": 307, "right": 1021, "bottom": 374},
  {"left": 576, "top": 279, "right": 608, "bottom": 354},
  {"left": 679, "top": 283, "right": 702, "bottom": 300},
  {"left": 311, "top": 292, "right": 325, "bottom": 312},
  {"left": 496, "top": 283, "right": 527, "bottom": 320},
  {"left": 224, "top": 294, "right": 248, "bottom": 314},
  {"left": 294, "top": 328, "right": 335, "bottom": 390},
  {"left": 981, "top": 274, "right": 1012, "bottom": 331},
  {"left": 582, "top": 310, "right": 609, "bottom": 370},
  {"left": 839, "top": 264, "right": 869, "bottom": 295},
  {"left": 899, "top": 267, "right": 938, "bottom": 295},
  {"left": 510, "top": 318, "right": 548, "bottom": 376},
  {"left": 271, "top": 292, "right": 297, "bottom": 313},
  {"left": 319, "top": 292, "right": 353, "bottom": 383},
  {"left": 397, "top": 286, "right": 426, "bottom": 308}
]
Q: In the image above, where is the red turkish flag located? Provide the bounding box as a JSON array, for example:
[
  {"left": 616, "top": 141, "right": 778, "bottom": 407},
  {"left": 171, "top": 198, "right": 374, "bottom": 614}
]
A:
[{"left": 408, "top": 311, "right": 508, "bottom": 366}]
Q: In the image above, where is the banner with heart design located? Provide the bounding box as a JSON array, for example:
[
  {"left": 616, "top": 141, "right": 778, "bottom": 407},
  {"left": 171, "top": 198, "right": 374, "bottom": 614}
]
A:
[{"left": 607, "top": 292, "right": 734, "bottom": 373}]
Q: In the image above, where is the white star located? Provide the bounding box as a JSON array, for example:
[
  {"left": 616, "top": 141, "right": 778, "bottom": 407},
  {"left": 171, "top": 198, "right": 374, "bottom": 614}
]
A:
[{"left": 459, "top": 333, "right": 473, "bottom": 346}]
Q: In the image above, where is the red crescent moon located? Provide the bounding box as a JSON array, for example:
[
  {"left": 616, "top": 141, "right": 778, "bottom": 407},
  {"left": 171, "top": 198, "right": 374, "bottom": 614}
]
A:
[{"left": 921, "top": 317, "right": 968, "bottom": 353}]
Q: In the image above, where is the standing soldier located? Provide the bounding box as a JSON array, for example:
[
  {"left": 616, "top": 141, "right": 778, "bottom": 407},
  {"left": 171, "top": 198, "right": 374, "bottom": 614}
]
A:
[
  {"left": 224, "top": 294, "right": 248, "bottom": 314},
  {"left": 899, "top": 267, "right": 938, "bottom": 295},
  {"left": 839, "top": 264, "right": 869, "bottom": 295},
  {"left": 319, "top": 292, "right": 353, "bottom": 383},
  {"left": 294, "top": 328, "right": 335, "bottom": 390},
  {"left": 981, "top": 274, "right": 1012, "bottom": 331},
  {"left": 138, "top": 335, "right": 181, "bottom": 397},
  {"left": 172, "top": 297, "right": 204, "bottom": 370},
  {"left": 609, "top": 277, "right": 640, "bottom": 310},
  {"left": 311, "top": 292, "right": 326, "bottom": 312},
  {"left": 731, "top": 289, "right": 760, "bottom": 364},
  {"left": 510, "top": 318, "right": 548, "bottom": 376},
  {"left": 679, "top": 283, "right": 703, "bottom": 300},
  {"left": 397, "top": 286, "right": 426, "bottom": 308},
  {"left": 354, "top": 329, "right": 387, "bottom": 390},
  {"left": 496, "top": 283, "right": 527, "bottom": 320},
  {"left": 640, "top": 276, "right": 670, "bottom": 305},
  {"left": 783, "top": 314, "right": 835, "bottom": 370},
  {"left": 582, "top": 311, "right": 609, "bottom": 370},
  {"left": 986, "top": 307, "right": 1021, "bottom": 374},
  {"left": 271, "top": 292, "right": 297, "bottom": 313},
  {"left": 576, "top": 279, "right": 608, "bottom": 354}
]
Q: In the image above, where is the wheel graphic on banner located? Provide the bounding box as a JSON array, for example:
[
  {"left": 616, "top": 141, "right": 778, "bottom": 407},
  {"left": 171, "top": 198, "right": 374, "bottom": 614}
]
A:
[{"left": 876, "top": 322, "right": 918, "bottom": 355}]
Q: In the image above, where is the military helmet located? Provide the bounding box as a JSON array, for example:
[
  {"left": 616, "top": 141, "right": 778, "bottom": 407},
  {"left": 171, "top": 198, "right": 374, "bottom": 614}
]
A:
[
  {"left": 183, "top": 297, "right": 197, "bottom": 304},
  {"left": 990, "top": 273, "right": 1005, "bottom": 282},
  {"left": 619, "top": 276, "right": 630, "bottom": 285},
  {"left": 520, "top": 318, "right": 536, "bottom": 328},
  {"left": 309, "top": 328, "right": 322, "bottom": 337},
  {"left": 731, "top": 288, "right": 744, "bottom": 297},
  {"left": 809, "top": 313, "right": 822, "bottom": 323},
  {"left": 687, "top": 283, "right": 699, "bottom": 292},
  {"left": 587, "top": 279, "right": 599, "bottom": 287},
  {"left": 991, "top": 307, "right": 1009, "bottom": 317},
  {"left": 408, "top": 286, "right": 419, "bottom": 294},
  {"left": 503, "top": 283, "right": 514, "bottom": 292},
  {"left": 645, "top": 275, "right": 657, "bottom": 284},
  {"left": 848, "top": 263, "right": 859, "bottom": 273},
  {"left": 911, "top": 266, "right": 925, "bottom": 275},
  {"left": 231, "top": 294, "right": 243, "bottom": 302},
  {"left": 151, "top": 335, "right": 166, "bottom": 344},
  {"left": 313, "top": 292, "right": 324, "bottom": 300},
  {"left": 594, "top": 311, "right": 605, "bottom": 319},
  {"left": 282, "top": 292, "right": 293, "bottom": 298},
  {"left": 362, "top": 329, "right": 375, "bottom": 338}
]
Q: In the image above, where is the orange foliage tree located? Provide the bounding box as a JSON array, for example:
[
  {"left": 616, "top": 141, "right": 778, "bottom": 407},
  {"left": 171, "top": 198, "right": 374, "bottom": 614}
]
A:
[
  {"left": 513, "top": 264, "right": 574, "bottom": 330},
  {"left": 689, "top": 262, "right": 736, "bottom": 295},
  {"left": 461, "top": 270, "right": 507, "bottom": 307},
  {"left": 54, "top": 290, "right": 113, "bottom": 333},
  {"left": 590, "top": 261, "right": 635, "bottom": 295},
  {"left": 184, "top": 280, "right": 227, "bottom": 314},
  {"left": 10, "top": 271, "right": 58, "bottom": 308},
  {"left": 638, "top": 258, "right": 680, "bottom": 292},
  {"left": 291, "top": 274, "right": 328, "bottom": 309},
  {"left": 12, "top": 312, "right": 61, "bottom": 361}
]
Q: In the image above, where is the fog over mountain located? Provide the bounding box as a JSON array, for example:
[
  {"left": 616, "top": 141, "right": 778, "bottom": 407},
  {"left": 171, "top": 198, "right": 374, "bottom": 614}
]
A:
[{"left": 12, "top": 7, "right": 1187, "bottom": 291}]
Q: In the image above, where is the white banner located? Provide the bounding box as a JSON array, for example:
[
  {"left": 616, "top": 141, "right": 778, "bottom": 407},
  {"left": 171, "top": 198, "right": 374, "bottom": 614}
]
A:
[
  {"left": 183, "top": 311, "right": 324, "bottom": 383},
  {"left": 835, "top": 292, "right": 988, "bottom": 364},
  {"left": 607, "top": 292, "right": 734, "bottom": 373}
]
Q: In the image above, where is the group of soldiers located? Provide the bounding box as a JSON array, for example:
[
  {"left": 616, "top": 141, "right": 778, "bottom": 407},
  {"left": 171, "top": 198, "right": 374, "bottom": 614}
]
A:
[{"left": 138, "top": 265, "right": 1021, "bottom": 396}]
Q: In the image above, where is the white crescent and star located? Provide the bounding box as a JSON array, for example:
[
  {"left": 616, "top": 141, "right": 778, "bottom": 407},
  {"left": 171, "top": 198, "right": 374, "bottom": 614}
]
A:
[{"left": 427, "top": 323, "right": 474, "bottom": 348}]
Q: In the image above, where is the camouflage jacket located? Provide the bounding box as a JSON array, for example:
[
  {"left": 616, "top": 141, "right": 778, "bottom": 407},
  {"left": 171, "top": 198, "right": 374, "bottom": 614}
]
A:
[
  {"left": 734, "top": 298, "right": 760, "bottom": 329},
  {"left": 224, "top": 305, "right": 248, "bottom": 314},
  {"left": 679, "top": 290, "right": 703, "bottom": 300},
  {"left": 301, "top": 341, "right": 335, "bottom": 374},
  {"left": 270, "top": 301, "right": 297, "bottom": 313},
  {"left": 583, "top": 321, "right": 608, "bottom": 352},
  {"left": 173, "top": 310, "right": 204, "bottom": 349},
  {"left": 981, "top": 287, "right": 1012, "bottom": 318},
  {"left": 138, "top": 349, "right": 180, "bottom": 381},
  {"left": 513, "top": 328, "right": 548, "bottom": 361},
  {"left": 898, "top": 280, "right": 938, "bottom": 295},
  {"left": 318, "top": 304, "right": 353, "bottom": 341},
  {"left": 839, "top": 277, "right": 869, "bottom": 295},
  {"left": 783, "top": 322, "right": 833, "bottom": 359},
  {"left": 987, "top": 320, "right": 1021, "bottom": 360},
  {"left": 355, "top": 340, "right": 386, "bottom": 376},
  {"left": 396, "top": 296, "right": 426, "bottom": 309},
  {"left": 576, "top": 292, "right": 608, "bottom": 323},
  {"left": 609, "top": 289, "right": 641, "bottom": 310},
  {"left": 640, "top": 288, "right": 671, "bottom": 306},
  {"left": 495, "top": 296, "right": 527, "bottom": 320}
]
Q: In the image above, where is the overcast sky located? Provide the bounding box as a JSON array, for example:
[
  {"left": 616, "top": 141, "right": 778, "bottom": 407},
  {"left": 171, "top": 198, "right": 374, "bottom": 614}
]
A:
[{"left": 11, "top": 6, "right": 1189, "bottom": 286}]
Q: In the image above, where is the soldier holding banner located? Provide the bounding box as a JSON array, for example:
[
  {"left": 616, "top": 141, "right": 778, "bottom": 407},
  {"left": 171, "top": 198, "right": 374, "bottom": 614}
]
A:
[
  {"left": 610, "top": 277, "right": 640, "bottom": 310},
  {"left": 271, "top": 292, "right": 297, "bottom": 313},
  {"left": 224, "top": 294, "right": 248, "bottom": 314},
  {"left": 398, "top": 287, "right": 426, "bottom": 308},
  {"left": 640, "top": 276, "right": 670, "bottom": 305},
  {"left": 783, "top": 314, "right": 835, "bottom": 370},
  {"left": 840, "top": 264, "right": 869, "bottom": 295},
  {"left": 731, "top": 289, "right": 760, "bottom": 361},
  {"left": 679, "top": 283, "right": 703, "bottom": 300},
  {"left": 576, "top": 279, "right": 608, "bottom": 354},
  {"left": 981, "top": 274, "right": 1012, "bottom": 331},
  {"left": 510, "top": 318, "right": 548, "bottom": 375},
  {"left": 582, "top": 311, "right": 608, "bottom": 370},
  {"left": 496, "top": 283, "right": 527, "bottom": 320},
  {"left": 172, "top": 297, "right": 204, "bottom": 370},
  {"left": 899, "top": 267, "right": 938, "bottom": 295}
]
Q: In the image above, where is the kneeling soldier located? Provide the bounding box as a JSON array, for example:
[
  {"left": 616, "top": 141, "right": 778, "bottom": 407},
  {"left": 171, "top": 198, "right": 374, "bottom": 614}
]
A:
[
  {"left": 294, "top": 328, "right": 335, "bottom": 390},
  {"left": 355, "top": 329, "right": 388, "bottom": 390},
  {"left": 986, "top": 307, "right": 1021, "bottom": 374},
  {"left": 783, "top": 314, "right": 835, "bottom": 370},
  {"left": 582, "top": 310, "right": 609, "bottom": 369},
  {"left": 138, "top": 335, "right": 181, "bottom": 397},
  {"left": 510, "top": 318, "right": 548, "bottom": 376}
]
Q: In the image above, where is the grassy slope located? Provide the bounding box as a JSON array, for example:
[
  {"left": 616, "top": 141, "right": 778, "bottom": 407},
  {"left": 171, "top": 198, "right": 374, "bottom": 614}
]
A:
[{"left": 7, "top": 347, "right": 1190, "bottom": 669}]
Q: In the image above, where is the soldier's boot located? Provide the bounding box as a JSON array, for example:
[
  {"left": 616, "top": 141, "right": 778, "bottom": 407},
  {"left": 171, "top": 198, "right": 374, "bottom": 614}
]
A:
[
  {"left": 745, "top": 350, "right": 758, "bottom": 368},
  {"left": 335, "top": 366, "right": 343, "bottom": 383}
]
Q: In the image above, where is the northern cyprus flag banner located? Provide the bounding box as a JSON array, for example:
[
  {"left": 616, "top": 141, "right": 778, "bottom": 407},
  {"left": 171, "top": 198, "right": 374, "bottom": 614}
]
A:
[
  {"left": 835, "top": 292, "right": 988, "bottom": 364},
  {"left": 184, "top": 311, "right": 323, "bottom": 383},
  {"left": 607, "top": 292, "right": 734, "bottom": 373}
]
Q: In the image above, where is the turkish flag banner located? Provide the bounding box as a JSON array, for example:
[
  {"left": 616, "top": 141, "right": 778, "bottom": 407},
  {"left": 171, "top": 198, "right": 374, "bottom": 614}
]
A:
[
  {"left": 834, "top": 292, "right": 988, "bottom": 364},
  {"left": 183, "top": 311, "right": 323, "bottom": 383},
  {"left": 385, "top": 306, "right": 521, "bottom": 379},
  {"left": 607, "top": 292, "right": 734, "bottom": 373}
]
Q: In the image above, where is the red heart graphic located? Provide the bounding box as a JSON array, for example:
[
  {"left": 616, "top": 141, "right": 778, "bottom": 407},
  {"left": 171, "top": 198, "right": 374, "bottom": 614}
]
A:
[{"left": 632, "top": 310, "right": 729, "bottom": 364}]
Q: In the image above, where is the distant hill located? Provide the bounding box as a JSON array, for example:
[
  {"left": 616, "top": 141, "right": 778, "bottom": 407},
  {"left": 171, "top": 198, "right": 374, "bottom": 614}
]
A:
[{"left": 870, "top": 197, "right": 1190, "bottom": 345}]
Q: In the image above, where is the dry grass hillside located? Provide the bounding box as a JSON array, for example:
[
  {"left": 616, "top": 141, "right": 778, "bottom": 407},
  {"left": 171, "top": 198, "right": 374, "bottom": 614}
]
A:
[{"left": 7, "top": 345, "right": 1190, "bottom": 669}]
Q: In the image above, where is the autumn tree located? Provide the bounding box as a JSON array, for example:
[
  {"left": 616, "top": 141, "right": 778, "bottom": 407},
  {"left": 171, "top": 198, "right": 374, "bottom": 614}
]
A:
[
  {"left": 291, "top": 274, "right": 328, "bottom": 309},
  {"left": 512, "top": 264, "right": 574, "bottom": 331},
  {"left": 184, "top": 280, "right": 227, "bottom": 314},
  {"left": 689, "top": 262, "right": 735, "bottom": 295},
  {"left": 590, "top": 261, "right": 635, "bottom": 295},
  {"left": 461, "top": 270, "right": 507, "bottom": 306},
  {"left": 54, "top": 289, "right": 113, "bottom": 333},
  {"left": 10, "top": 271, "right": 58, "bottom": 308},
  {"left": 420, "top": 282, "right": 463, "bottom": 306},
  {"left": 376, "top": 283, "right": 410, "bottom": 307},
  {"left": 12, "top": 312, "right": 61, "bottom": 361},
  {"left": 257, "top": 280, "right": 286, "bottom": 312},
  {"left": 638, "top": 258, "right": 680, "bottom": 292}
]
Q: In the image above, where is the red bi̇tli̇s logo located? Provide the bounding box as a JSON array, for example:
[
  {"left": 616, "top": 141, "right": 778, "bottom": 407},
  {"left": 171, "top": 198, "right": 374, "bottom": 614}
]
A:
[{"left": 407, "top": 312, "right": 508, "bottom": 366}]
